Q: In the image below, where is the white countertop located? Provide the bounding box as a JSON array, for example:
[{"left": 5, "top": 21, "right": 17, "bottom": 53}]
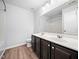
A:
[{"left": 33, "top": 32, "right": 78, "bottom": 51}]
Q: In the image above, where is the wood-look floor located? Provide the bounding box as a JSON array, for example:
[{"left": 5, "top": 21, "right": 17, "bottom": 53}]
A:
[{"left": 1, "top": 45, "right": 38, "bottom": 59}]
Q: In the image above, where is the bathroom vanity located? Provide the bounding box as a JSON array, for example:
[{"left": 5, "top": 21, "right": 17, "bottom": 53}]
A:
[
  {"left": 31, "top": 1, "right": 78, "bottom": 59},
  {"left": 31, "top": 33, "right": 78, "bottom": 59}
]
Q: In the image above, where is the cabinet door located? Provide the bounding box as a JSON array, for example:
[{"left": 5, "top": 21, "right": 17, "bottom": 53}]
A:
[
  {"left": 35, "top": 37, "right": 41, "bottom": 59},
  {"left": 51, "top": 43, "right": 55, "bottom": 59},
  {"left": 55, "top": 45, "right": 78, "bottom": 59},
  {"left": 31, "top": 35, "right": 36, "bottom": 52},
  {"left": 55, "top": 47, "right": 71, "bottom": 59},
  {"left": 41, "top": 39, "right": 50, "bottom": 59}
]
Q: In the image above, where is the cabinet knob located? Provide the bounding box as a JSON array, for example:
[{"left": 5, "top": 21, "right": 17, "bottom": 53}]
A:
[
  {"left": 52, "top": 47, "right": 54, "bottom": 49},
  {"left": 48, "top": 44, "right": 50, "bottom": 47}
]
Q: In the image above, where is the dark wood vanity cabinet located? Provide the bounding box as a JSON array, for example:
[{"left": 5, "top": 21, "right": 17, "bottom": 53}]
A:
[
  {"left": 31, "top": 35, "right": 78, "bottom": 59},
  {"left": 55, "top": 47, "right": 71, "bottom": 59},
  {"left": 35, "top": 37, "right": 41, "bottom": 58},
  {"left": 54, "top": 44, "right": 78, "bottom": 59},
  {"left": 31, "top": 35, "right": 41, "bottom": 59},
  {"left": 31, "top": 35, "right": 36, "bottom": 52},
  {"left": 41, "top": 39, "right": 51, "bottom": 59}
]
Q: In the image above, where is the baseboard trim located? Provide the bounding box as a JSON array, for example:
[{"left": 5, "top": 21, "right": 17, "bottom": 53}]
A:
[
  {"left": 0, "top": 42, "right": 26, "bottom": 59},
  {"left": 5, "top": 42, "right": 26, "bottom": 50},
  {"left": 0, "top": 50, "right": 5, "bottom": 59}
]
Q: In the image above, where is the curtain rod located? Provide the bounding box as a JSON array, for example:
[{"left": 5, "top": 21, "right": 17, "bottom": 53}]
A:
[{"left": 2, "top": 0, "right": 6, "bottom": 11}]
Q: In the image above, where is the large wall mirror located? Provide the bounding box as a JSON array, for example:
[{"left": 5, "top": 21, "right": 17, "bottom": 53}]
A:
[
  {"left": 62, "top": 2, "right": 78, "bottom": 35},
  {"left": 36, "top": 0, "right": 78, "bottom": 36}
]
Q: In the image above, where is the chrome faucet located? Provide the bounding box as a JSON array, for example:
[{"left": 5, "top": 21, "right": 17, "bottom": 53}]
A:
[
  {"left": 57, "top": 35, "right": 62, "bottom": 38},
  {"left": 56, "top": 32, "right": 62, "bottom": 38},
  {"left": 40, "top": 32, "right": 44, "bottom": 36}
]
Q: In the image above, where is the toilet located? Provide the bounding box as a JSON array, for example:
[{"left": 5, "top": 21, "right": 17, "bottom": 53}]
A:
[{"left": 26, "top": 38, "right": 31, "bottom": 47}]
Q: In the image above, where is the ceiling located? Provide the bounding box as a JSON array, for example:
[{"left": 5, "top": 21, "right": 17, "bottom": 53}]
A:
[{"left": 4, "top": 0, "right": 49, "bottom": 10}]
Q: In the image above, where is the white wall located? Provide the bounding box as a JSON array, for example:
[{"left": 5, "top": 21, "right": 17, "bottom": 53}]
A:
[
  {"left": 0, "top": 2, "right": 6, "bottom": 50},
  {"left": 0, "top": 12, "right": 6, "bottom": 41},
  {"left": 0, "top": 3, "right": 34, "bottom": 49},
  {"left": 34, "top": 13, "right": 48, "bottom": 33}
]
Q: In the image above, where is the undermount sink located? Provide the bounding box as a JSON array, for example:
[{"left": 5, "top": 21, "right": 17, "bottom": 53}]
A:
[
  {"left": 61, "top": 37, "right": 77, "bottom": 43},
  {"left": 38, "top": 33, "right": 77, "bottom": 44},
  {"left": 44, "top": 35, "right": 77, "bottom": 43},
  {"left": 39, "top": 33, "right": 67, "bottom": 42},
  {"left": 33, "top": 33, "right": 78, "bottom": 51},
  {"left": 39, "top": 33, "right": 57, "bottom": 37},
  {"left": 48, "top": 37, "right": 68, "bottom": 43}
]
